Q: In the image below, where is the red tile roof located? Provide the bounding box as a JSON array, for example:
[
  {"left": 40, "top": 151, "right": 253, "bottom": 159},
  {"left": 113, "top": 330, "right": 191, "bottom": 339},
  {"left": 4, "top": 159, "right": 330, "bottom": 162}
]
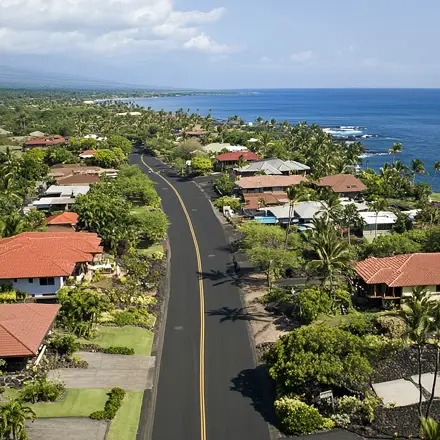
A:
[
  {"left": 46, "top": 212, "right": 79, "bottom": 225},
  {"left": 354, "top": 253, "right": 440, "bottom": 287},
  {"left": 79, "top": 150, "right": 96, "bottom": 157},
  {"left": 316, "top": 174, "right": 367, "bottom": 193},
  {"left": 243, "top": 192, "right": 289, "bottom": 209},
  {"left": 236, "top": 175, "right": 307, "bottom": 189},
  {"left": 56, "top": 174, "right": 101, "bottom": 185},
  {"left": 0, "top": 232, "right": 102, "bottom": 279},
  {"left": 0, "top": 304, "right": 60, "bottom": 357},
  {"left": 216, "top": 152, "right": 260, "bottom": 162},
  {"left": 24, "top": 138, "right": 66, "bottom": 147}
]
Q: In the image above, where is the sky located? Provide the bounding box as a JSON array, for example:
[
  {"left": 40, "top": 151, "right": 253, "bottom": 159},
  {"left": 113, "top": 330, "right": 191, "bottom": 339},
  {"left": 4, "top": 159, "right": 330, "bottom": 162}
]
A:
[{"left": 1, "top": 0, "right": 440, "bottom": 89}]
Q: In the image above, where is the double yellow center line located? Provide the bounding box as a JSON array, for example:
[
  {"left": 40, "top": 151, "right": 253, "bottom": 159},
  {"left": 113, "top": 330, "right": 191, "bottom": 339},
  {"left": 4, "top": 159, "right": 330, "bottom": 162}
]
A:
[{"left": 140, "top": 154, "right": 206, "bottom": 440}]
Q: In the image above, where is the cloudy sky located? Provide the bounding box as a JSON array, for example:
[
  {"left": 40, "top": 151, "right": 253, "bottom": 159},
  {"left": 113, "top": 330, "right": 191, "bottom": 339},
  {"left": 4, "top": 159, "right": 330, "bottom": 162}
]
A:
[{"left": 1, "top": 0, "right": 439, "bottom": 88}]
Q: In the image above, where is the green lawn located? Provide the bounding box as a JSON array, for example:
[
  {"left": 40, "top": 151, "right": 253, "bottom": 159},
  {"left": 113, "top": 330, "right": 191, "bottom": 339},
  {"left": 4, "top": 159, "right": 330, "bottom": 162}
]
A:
[
  {"left": 137, "top": 243, "right": 163, "bottom": 256},
  {"left": 30, "top": 389, "right": 109, "bottom": 417},
  {"left": 79, "top": 326, "right": 153, "bottom": 356},
  {"left": 431, "top": 193, "right": 440, "bottom": 202},
  {"left": 107, "top": 391, "right": 143, "bottom": 440},
  {"left": 130, "top": 205, "right": 151, "bottom": 216}
]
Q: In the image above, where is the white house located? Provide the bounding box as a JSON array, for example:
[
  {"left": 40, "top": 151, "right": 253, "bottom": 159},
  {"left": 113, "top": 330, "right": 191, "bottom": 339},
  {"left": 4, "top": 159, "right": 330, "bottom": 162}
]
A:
[
  {"left": 359, "top": 211, "right": 397, "bottom": 241},
  {"left": 0, "top": 232, "right": 103, "bottom": 297},
  {"left": 26, "top": 185, "right": 90, "bottom": 212}
]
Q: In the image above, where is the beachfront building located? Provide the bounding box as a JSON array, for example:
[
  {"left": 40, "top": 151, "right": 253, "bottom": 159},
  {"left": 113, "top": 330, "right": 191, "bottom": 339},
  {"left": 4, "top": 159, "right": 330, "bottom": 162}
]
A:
[
  {"left": 0, "top": 232, "right": 103, "bottom": 297},
  {"left": 234, "top": 158, "right": 310, "bottom": 177},
  {"left": 359, "top": 211, "right": 397, "bottom": 241},
  {"left": 215, "top": 152, "right": 260, "bottom": 171},
  {"left": 236, "top": 175, "right": 307, "bottom": 194},
  {"left": 354, "top": 253, "right": 440, "bottom": 303},
  {"left": 315, "top": 173, "right": 367, "bottom": 198}
]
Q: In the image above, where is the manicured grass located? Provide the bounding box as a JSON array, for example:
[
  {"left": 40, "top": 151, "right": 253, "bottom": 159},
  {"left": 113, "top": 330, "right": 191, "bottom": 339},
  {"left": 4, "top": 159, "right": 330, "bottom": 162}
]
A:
[
  {"left": 137, "top": 243, "right": 163, "bottom": 256},
  {"left": 30, "top": 389, "right": 109, "bottom": 417},
  {"left": 79, "top": 326, "right": 153, "bottom": 356},
  {"left": 107, "top": 390, "right": 143, "bottom": 440},
  {"left": 431, "top": 192, "right": 440, "bottom": 202}
]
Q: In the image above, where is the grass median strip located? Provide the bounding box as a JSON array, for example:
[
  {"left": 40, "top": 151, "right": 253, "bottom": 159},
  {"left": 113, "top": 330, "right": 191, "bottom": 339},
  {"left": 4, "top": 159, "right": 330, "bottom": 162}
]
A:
[
  {"left": 107, "top": 390, "right": 143, "bottom": 440},
  {"left": 78, "top": 325, "right": 154, "bottom": 356},
  {"left": 30, "top": 389, "right": 109, "bottom": 417}
]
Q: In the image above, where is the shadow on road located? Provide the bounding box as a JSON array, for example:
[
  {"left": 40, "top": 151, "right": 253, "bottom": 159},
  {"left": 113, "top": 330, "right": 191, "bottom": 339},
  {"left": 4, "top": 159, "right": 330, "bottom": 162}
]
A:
[
  {"left": 207, "top": 306, "right": 270, "bottom": 323},
  {"left": 198, "top": 268, "right": 237, "bottom": 286},
  {"left": 230, "top": 365, "right": 278, "bottom": 428}
]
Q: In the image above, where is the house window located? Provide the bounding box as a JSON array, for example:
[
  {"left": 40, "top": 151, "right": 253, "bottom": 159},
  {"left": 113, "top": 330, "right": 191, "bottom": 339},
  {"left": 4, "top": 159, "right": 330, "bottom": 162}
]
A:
[
  {"left": 28, "top": 278, "right": 33, "bottom": 283},
  {"left": 13, "top": 279, "right": 17, "bottom": 282},
  {"left": 40, "top": 277, "right": 55, "bottom": 286}
]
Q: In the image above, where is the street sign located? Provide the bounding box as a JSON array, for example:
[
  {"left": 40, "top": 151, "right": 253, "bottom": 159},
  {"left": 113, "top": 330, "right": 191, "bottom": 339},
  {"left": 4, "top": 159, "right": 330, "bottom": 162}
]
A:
[{"left": 319, "top": 390, "right": 333, "bottom": 400}]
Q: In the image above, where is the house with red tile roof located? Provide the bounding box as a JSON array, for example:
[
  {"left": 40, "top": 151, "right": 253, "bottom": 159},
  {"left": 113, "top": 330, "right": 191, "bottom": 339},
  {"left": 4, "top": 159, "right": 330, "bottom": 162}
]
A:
[
  {"left": 46, "top": 212, "right": 79, "bottom": 231},
  {"left": 0, "top": 232, "right": 102, "bottom": 297},
  {"left": 215, "top": 152, "right": 260, "bottom": 171},
  {"left": 315, "top": 174, "right": 367, "bottom": 198},
  {"left": 354, "top": 253, "right": 440, "bottom": 302},
  {"left": 49, "top": 165, "right": 117, "bottom": 185},
  {"left": 79, "top": 149, "right": 96, "bottom": 159},
  {"left": 236, "top": 175, "right": 307, "bottom": 194},
  {"left": 0, "top": 304, "right": 60, "bottom": 360},
  {"left": 24, "top": 136, "right": 66, "bottom": 149}
]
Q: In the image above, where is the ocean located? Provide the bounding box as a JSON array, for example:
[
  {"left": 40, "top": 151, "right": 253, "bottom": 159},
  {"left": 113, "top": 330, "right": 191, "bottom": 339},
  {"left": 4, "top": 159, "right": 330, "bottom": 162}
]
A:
[{"left": 133, "top": 89, "right": 440, "bottom": 191}]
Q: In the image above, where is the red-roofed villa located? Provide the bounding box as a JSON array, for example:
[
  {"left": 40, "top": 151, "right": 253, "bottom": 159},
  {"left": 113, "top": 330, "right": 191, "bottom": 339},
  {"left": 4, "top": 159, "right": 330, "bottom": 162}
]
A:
[
  {"left": 46, "top": 212, "right": 79, "bottom": 231},
  {"left": 215, "top": 152, "right": 260, "bottom": 171},
  {"left": 0, "top": 232, "right": 103, "bottom": 297},
  {"left": 354, "top": 253, "right": 440, "bottom": 303},
  {"left": 0, "top": 304, "right": 60, "bottom": 362}
]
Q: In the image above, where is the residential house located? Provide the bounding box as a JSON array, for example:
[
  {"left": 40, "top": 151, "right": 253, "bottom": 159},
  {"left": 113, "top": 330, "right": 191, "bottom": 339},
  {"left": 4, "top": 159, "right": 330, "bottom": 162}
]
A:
[
  {"left": 79, "top": 150, "right": 96, "bottom": 159},
  {"left": 203, "top": 143, "right": 248, "bottom": 154},
  {"left": 49, "top": 165, "right": 117, "bottom": 185},
  {"left": 259, "top": 201, "right": 324, "bottom": 228},
  {"left": 0, "top": 232, "right": 103, "bottom": 297},
  {"left": 359, "top": 211, "right": 397, "bottom": 241},
  {"left": 234, "top": 158, "right": 310, "bottom": 176},
  {"left": 215, "top": 152, "right": 260, "bottom": 171},
  {"left": 354, "top": 253, "right": 440, "bottom": 302},
  {"left": 242, "top": 192, "right": 289, "bottom": 210},
  {"left": 236, "top": 175, "right": 307, "bottom": 194},
  {"left": 24, "top": 136, "right": 65, "bottom": 149},
  {"left": 46, "top": 212, "right": 79, "bottom": 231},
  {"left": 0, "top": 304, "right": 60, "bottom": 364},
  {"left": 315, "top": 174, "right": 367, "bottom": 198},
  {"left": 27, "top": 185, "right": 90, "bottom": 212}
]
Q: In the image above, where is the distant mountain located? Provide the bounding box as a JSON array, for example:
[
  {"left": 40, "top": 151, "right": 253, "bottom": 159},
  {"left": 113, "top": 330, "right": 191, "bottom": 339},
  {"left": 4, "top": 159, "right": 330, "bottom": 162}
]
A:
[{"left": 0, "top": 65, "right": 170, "bottom": 91}]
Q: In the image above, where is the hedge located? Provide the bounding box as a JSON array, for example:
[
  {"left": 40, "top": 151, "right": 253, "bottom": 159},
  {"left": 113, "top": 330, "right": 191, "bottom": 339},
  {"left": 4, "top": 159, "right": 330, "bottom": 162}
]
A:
[
  {"left": 90, "top": 387, "right": 126, "bottom": 420},
  {"left": 103, "top": 346, "right": 135, "bottom": 355}
]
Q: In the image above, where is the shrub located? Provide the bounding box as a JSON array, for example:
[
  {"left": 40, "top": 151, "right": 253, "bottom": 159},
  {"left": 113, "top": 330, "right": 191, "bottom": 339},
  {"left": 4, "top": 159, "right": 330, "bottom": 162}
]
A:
[
  {"left": 259, "top": 289, "right": 291, "bottom": 305},
  {"left": 90, "top": 387, "right": 126, "bottom": 420},
  {"left": 292, "top": 288, "right": 333, "bottom": 324},
  {"left": 20, "top": 378, "right": 65, "bottom": 403},
  {"left": 214, "top": 196, "right": 241, "bottom": 211},
  {"left": 376, "top": 315, "right": 407, "bottom": 339},
  {"left": 103, "top": 346, "right": 134, "bottom": 355},
  {"left": 340, "top": 314, "right": 376, "bottom": 336},
  {"left": 0, "top": 387, "right": 5, "bottom": 394},
  {"left": 112, "top": 307, "right": 154, "bottom": 326},
  {"left": 274, "top": 397, "right": 334, "bottom": 435},
  {"left": 334, "top": 393, "right": 382, "bottom": 424},
  {"left": 50, "top": 334, "right": 79, "bottom": 356}
]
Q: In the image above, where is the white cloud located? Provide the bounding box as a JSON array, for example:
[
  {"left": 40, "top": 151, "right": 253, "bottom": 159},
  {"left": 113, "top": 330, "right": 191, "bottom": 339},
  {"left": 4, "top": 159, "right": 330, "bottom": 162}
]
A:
[
  {"left": 183, "top": 33, "right": 236, "bottom": 54},
  {"left": 290, "top": 50, "right": 314, "bottom": 64},
  {"left": 0, "top": 0, "right": 231, "bottom": 56}
]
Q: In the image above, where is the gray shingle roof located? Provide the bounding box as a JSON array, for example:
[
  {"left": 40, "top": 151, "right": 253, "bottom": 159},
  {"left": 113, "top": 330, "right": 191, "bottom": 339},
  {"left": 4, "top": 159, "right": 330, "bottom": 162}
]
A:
[{"left": 235, "top": 158, "right": 310, "bottom": 175}]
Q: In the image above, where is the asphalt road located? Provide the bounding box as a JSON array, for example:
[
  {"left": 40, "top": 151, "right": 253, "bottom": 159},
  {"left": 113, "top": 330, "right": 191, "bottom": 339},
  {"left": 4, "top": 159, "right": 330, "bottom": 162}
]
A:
[{"left": 132, "top": 153, "right": 271, "bottom": 440}]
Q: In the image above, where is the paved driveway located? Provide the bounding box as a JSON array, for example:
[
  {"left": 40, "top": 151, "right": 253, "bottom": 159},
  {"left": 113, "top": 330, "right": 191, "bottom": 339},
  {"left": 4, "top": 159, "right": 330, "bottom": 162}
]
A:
[
  {"left": 27, "top": 417, "right": 107, "bottom": 440},
  {"left": 48, "top": 352, "right": 155, "bottom": 390}
]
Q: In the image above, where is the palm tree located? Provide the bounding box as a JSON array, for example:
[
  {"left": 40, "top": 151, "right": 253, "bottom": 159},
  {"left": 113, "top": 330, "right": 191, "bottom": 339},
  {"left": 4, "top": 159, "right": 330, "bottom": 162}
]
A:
[
  {"left": 0, "top": 398, "right": 36, "bottom": 439},
  {"left": 425, "top": 302, "right": 440, "bottom": 418},
  {"left": 319, "top": 189, "right": 342, "bottom": 222},
  {"left": 256, "top": 131, "right": 274, "bottom": 156},
  {"left": 400, "top": 286, "right": 431, "bottom": 417},
  {"left": 412, "top": 158, "right": 428, "bottom": 184},
  {"left": 369, "top": 198, "right": 388, "bottom": 239},
  {"left": 1, "top": 214, "right": 24, "bottom": 238},
  {"left": 433, "top": 162, "right": 440, "bottom": 185},
  {"left": 284, "top": 185, "right": 310, "bottom": 250},
  {"left": 306, "top": 216, "right": 352, "bottom": 290},
  {"left": 388, "top": 142, "right": 402, "bottom": 164},
  {"left": 339, "top": 203, "right": 363, "bottom": 245},
  {"left": 420, "top": 417, "right": 440, "bottom": 440}
]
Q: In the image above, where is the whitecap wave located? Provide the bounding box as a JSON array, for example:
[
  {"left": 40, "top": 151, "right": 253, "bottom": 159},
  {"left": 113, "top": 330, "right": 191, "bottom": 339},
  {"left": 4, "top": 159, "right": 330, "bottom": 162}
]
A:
[
  {"left": 323, "top": 126, "right": 365, "bottom": 137},
  {"left": 360, "top": 152, "right": 390, "bottom": 158}
]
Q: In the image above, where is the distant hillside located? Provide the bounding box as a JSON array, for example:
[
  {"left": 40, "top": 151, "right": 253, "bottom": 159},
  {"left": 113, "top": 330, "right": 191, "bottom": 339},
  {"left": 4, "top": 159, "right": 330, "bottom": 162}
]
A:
[{"left": 0, "top": 65, "right": 169, "bottom": 91}]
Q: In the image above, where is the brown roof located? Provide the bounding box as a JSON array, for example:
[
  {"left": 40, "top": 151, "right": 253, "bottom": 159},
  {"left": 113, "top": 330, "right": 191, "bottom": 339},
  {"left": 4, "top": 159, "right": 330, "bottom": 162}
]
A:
[
  {"left": 316, "top": 174, "right": 367, "bottom": 193},
  {"left": 0, "top": 304, "right": 60, "bottom": 357},
  {"left": 354, "top": 253, "right": 440, "bottom": 287},
  {"left": 216, "top": 152, "right": 260, "bottom": 162},
  {"left": 236, "top": 175, "right": 307, "bottom": 190},
  {"left": 0, "top": 232, "right": 102, "bottom": 279},
  {"left": 46, "top": 212, "right": 79, "bottom": 225},
  {"left": 56, "top": 174, "right": 101, "bottom": 185},
  {"left": 49, "top": 166, "right": 113, "bottom": 178},
  {"left": 243, "top": 192, "right": 289, "bottom": 209}
]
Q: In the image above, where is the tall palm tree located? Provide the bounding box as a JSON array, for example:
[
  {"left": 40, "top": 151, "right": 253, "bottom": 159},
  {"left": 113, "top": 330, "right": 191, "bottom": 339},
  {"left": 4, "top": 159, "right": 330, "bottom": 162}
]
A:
[
  {"left": 306, "top": 216, "right": 352, "bottom": 290},
  {"left": 369, "top": 198, "right": 388, "bottom": 238},
  {"left": 420, "top": 417, "right": 440, "bottom": 440},
  {"left": 339, "top": 203, "right": 363, "bottom": 245},
  {"left": 0, "top": 398, "right": 36, "bottom": 440},
  {"left": 425, "top": 302, "right": 440, "bottom": 418},
  {"left": 412, "top": 158, "right": 428, "bottom": 184},
  {"left": 388, "top": 142, "right": 402, "bottom": 164},
  {"left": 284, "top": 185, "right": 310, "bottom": 250},
  {"left": 400, "top": 286, "right": 431, "bottom": 417},
  {"left": 433, "top": 162, "right": 440, "bottom": 185}
]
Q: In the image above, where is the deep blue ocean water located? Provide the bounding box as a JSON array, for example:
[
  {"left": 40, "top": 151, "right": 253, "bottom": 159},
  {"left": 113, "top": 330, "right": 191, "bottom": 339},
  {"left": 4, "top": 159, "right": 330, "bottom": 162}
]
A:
[{"left": 134, "top": 89, "right": 440, "bottom": 191}]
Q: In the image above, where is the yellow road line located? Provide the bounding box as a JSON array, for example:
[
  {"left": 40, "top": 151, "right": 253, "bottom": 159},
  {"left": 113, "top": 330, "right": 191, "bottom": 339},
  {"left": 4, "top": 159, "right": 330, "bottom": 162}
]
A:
[{"left": 141, "top": 154, "right": 206, "bottom": 440}]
